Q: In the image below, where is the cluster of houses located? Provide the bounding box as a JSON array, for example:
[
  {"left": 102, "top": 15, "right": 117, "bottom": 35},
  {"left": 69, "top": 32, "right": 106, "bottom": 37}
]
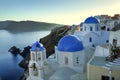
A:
[{"left": 95, "top": 14, "right": 120, "bottom": 30}]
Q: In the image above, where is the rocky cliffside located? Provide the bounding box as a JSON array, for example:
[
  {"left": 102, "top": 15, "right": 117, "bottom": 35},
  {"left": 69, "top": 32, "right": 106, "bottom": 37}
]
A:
[{"left": 40, "top": 25, "right": 71, "bottom": 57}]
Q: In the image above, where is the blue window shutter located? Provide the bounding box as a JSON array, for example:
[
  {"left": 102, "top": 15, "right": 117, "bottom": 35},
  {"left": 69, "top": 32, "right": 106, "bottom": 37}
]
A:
[
  {"left": 90, "top": 26, "right": 92, "bottom": 31},
  {"left": 89, "top": 37, "right": 92, "bottom": 42}
]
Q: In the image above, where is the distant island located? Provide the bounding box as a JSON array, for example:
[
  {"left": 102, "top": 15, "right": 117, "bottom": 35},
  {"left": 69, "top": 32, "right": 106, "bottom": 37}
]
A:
[{"left": 0, "top": 20, "right": 64, "bottom": 32}]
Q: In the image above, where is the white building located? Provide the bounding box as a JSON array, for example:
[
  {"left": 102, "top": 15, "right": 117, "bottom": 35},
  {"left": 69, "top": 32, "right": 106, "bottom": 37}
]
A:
[
  {"left": 87, "top": 45, "right": 120, "bottom": 80},
  {"left": 75, "top": 16, "right": 110, "bottom": 48},
  {"left": 106, "top": 19, "right": 120, "bottom": 30},
  {"left": 95, "top": 15, "right": 111, "bottom": 27},
  {"left": 56, "top": 35, "right": 85, "bottom": 73},
  {"left": 109, "top": 30, "right": 120, "bottom": 46},
  {"left": 87, "top": 27, "right": 120, "bottom": 80},
  {"left": 95, "top": 15, "right": 120, "bottom": 30}
]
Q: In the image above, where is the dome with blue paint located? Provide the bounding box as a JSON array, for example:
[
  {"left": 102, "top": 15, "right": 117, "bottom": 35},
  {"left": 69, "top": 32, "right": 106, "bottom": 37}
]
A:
[
  {"left": 84, "top": 17, "right": 99, "bottom": 24},
  {"left": 31, "top": 41, "right": 45, "bottom": 51},
  {"left": 58, "top": 35, "right": 84, "bottom": 52}
]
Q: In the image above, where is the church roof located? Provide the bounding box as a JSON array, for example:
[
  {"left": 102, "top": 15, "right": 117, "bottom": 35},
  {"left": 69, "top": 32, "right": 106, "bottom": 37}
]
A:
[
  {"left": 84, "top": 16, "right": 99, "bottom": 24},
  {"left": 30, "top": 41, "right": 45, "bottom": 51},
  {"left": 58, "top": 35, "right": 84, "bottom": 52}
]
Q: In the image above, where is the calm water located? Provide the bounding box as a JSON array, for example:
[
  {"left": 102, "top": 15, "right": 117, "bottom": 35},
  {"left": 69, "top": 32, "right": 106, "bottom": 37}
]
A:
[{"left": 0, "top": 30, "right": 50, "bottom": 80}]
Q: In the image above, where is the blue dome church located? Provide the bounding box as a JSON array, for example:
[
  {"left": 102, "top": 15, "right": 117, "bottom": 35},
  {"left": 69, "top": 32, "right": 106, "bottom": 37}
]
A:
[
  {"left": 56, "top": 35, "right": 85, "bottom": 73},
  {"left": 82, "top": 16, "right": 100, "bottom": 32},
  {"left": 74, "top": 16, "right": 110, "bottom": 48}
]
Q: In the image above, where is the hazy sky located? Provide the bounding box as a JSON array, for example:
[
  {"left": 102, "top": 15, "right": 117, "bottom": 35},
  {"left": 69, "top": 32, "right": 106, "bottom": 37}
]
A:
[{"left": 0, "top": 0, "right": 120, "bottom": 25}]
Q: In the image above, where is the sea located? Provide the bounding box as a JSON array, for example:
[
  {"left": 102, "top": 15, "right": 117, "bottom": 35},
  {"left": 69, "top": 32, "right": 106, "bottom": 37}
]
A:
[{"left": 0, "top": 30, "right": 50, "bottom": 80}]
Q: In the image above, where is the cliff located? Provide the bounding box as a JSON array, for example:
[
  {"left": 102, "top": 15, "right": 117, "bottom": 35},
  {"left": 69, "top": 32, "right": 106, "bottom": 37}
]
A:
[{"left": 40, "top": 25, "right": 71, "bottom": 57}]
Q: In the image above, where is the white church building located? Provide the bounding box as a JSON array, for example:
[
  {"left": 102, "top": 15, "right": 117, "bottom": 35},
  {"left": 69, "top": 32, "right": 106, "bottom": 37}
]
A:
[
  {"left": 26, "top": 16, "right": 110, "bottom": 80},
  {"left": 56, "top": 35, "right": 85, "bottom": 73}
]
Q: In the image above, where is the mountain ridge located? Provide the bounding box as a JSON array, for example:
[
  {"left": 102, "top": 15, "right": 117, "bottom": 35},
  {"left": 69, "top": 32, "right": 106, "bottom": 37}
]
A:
[{"left": 0, "top": 20, "right": 65, "bottom": 32}]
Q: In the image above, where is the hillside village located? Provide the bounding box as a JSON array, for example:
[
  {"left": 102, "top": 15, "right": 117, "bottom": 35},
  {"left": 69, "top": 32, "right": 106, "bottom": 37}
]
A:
[{"left": 19, "top": 14, "right": 120, "bottom": 80}]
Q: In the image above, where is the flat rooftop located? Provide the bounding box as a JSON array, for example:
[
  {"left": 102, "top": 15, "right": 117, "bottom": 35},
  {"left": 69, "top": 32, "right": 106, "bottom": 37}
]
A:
[{"left": 89, "top": 56, "right": 120, "bottom": 70}]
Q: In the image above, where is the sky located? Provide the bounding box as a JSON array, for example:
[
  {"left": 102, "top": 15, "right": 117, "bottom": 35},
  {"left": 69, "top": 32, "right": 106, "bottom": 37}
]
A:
[{"left": 0, "top": 0, "right": 120, "bottom": 25}]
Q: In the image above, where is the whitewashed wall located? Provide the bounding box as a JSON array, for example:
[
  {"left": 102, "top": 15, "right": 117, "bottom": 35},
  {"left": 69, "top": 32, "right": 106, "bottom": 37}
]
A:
[
  {"left": 94, "top": 46, "right": 109, "bottom": 57},
  {"left": 109, "top": 30, "right": 120, "bottom": 46}
]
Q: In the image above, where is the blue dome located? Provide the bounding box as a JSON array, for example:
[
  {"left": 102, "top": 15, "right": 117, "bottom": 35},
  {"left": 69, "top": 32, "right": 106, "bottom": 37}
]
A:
[
  {"left": 58, "top": 35, "right": 84, "bottom": 52},
  {"left": 84, "top": 17, "right": 99, "bottom": 23},
  {"left": 31, "top": 41, "right": 45, "bottom": 51}
]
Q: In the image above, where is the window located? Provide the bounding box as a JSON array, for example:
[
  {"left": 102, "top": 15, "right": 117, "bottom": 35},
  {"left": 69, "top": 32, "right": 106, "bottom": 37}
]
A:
[
  {"left": 84, "top": 26, "right": 86, "bottom": 31},
  {"left": 32, "top": 53, "right": 35, "bottom": 61},
  {"left": 89, "top": 37, "right": 92, "bottom": 42},
  {"left": 37, "top": 53, "right": 41, "bottom": 60},
  {"left": 65, "top": 57, "right": 68, "bottom": 64},
  {"left": 107, "top": 28, "right": 110, "bottom": 31},
  {"left": 97, "top": 26, "right": 99, "bottom": 31},
  {"left": 81, "top": 28, "right": 83, "bottom": 31},
  {"left": 76, "top": 57, "right": 79, "bottom": 64},
  {"left": 90, "top": 26, "right": 93, "bottom": 31},
  {"left": 102, "top": 75, "right": 114, "bottom": 80},
  {"left": 106, "top": 40, "right": 109, "bottom": 43}
]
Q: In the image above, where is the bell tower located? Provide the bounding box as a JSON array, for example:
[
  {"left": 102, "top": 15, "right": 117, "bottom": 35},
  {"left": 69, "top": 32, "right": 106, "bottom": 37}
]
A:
[{"left": 28, "top": 41, "right": 46, "bottom": 80}]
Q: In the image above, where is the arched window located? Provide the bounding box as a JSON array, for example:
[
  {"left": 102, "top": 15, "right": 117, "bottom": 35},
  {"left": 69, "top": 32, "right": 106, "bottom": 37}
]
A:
[
  {"left": 107, "top": 28, "right": 110, "bottom": 31},
  {"left": 37, "top": 53, "right": 41, "bottom": 60},
  {"left": 89, "top": 37, "right": 92, "bottom": 42},
  {"left": 97, "top": 26, "right": 99, "bottom": 31},
  {"left": 90, "top": 26, "right": 92, "bottom": 31},
  {"left": 84, "top": 26, "right": 86, "bottom": 31},
  {"left": 65, "top": 57, "right": 68, "bottom": 64},
  {"left": 32, "top": 53, "right": 35, "bottom": 61},
  {"left": 76, "top": 57, "right": 79, "bottom": 64},
  {"left": 33, "top": 63, "right": 38, "bottom": 76}
]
